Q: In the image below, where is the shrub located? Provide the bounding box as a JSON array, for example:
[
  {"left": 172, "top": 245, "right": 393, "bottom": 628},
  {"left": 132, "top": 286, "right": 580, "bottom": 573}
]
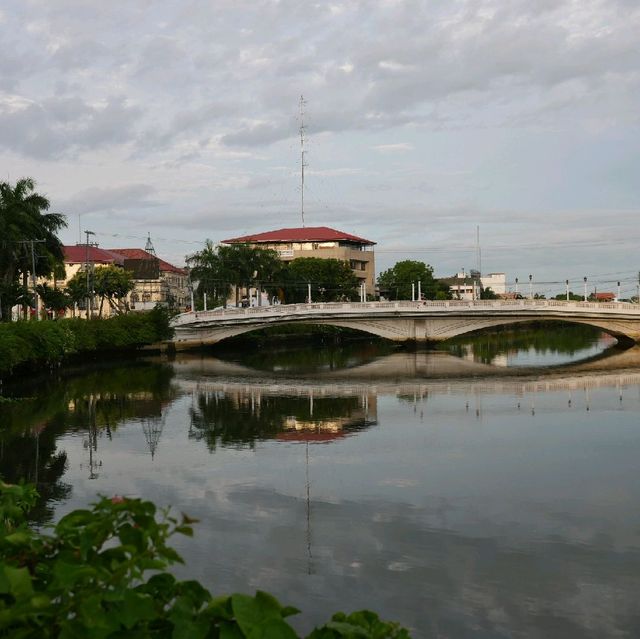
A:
[
  {"left": 0, "top": 309, "right": 174, "bottom": 376},
  {"left": 0, "top": 482, "right": 410, "bottom": 638}
]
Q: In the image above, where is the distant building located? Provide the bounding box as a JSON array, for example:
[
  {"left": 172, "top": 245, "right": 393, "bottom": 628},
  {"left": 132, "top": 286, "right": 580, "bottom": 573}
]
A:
[
  {"left": 591, "top": 292, "right": 615, "bottom": 302},
  {"left": 106, "top": 248, "right": 189, "bottom": 311},
  {"left": 222, "top": 226, "right": 376, "bottom": 291},
  {"left": 481, "top": 272, "right": 506, "bottom": 295},
  {"left": 439, "top": 269, "right": 482, "bottom": 300},
  {"left": 57, "top": 244, "right": 188, "bottom": 315}
]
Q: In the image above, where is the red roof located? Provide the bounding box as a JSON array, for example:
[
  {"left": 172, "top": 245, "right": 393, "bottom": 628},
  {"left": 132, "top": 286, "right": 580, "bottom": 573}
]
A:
[
  {"left": 63, "top": 245, "right": 124, "bottom": 265},
  {"left": 594, "top": 292, "right": 615, "bottom": 301},
  {"left": 276, "top": 431, "right": 347, "bottom": 443},
  {"left": 223, "top": 226, "right": 375, "bottom": 246},
  {"left": 107, "top": 248, "right": 187, "bottom": 275}
]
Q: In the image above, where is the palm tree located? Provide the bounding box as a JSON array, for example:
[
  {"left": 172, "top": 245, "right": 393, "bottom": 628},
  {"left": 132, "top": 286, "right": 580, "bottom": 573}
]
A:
[
  {"left": 0, "top": 178, "right": 67, "bottom": 320},
  {"left": 187, "top": 240, "right": 232, "bottom": 309}
]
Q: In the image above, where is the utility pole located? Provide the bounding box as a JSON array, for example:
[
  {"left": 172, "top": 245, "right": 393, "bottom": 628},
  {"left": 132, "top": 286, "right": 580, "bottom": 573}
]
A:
[
  {"left": 299, "top": 95, "right": 307, "bottom": 228},
  {"left": 16, "top": 239, "right": 45, "bottom": 320},
  {"left": 85, "top": 230, "right": 95, "bottom": 319},
  {"left": 30, "top": 240, "right": 39, "bottom": 320}
]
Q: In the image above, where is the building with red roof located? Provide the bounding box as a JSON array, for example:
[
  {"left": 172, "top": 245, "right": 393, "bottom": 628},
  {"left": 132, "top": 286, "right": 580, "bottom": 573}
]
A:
[
  {"left": 106, "top": 248, "right": 189, "bottom": 312},
  {"left": 57, "top": 243, "right": 189, "bottom": 316},
  {"left": 223, "top": 226, "right": 376, "bottom": 290}
]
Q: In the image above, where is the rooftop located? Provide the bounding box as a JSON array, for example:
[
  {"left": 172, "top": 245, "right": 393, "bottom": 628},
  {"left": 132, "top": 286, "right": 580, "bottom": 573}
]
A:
[
  {"left": 223, "top": 226, "right": 376, "bottom": 246},
  {"left": 63, "top": 245, "right": 124, "bottom": 265},
  {"left": 107, "top": 248, "right": 187, "bottom": 274}
]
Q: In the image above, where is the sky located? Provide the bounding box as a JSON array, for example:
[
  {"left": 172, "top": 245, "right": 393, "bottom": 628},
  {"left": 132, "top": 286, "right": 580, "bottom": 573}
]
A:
[{"left": 1, "top": 0, "right": 639, "bottom": 297}]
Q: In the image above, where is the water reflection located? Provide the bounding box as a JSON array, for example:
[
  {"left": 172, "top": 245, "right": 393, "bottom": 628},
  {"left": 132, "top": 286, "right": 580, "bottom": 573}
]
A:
[
  {"left": 0, "top": 363, "right": 178, "bottom": 521},
  {"left": 2, "top": 343, "right": 640, "bottom": 637},
  {"left": 443, "top": 322, "right": 617, "bottom": 367},
  {"left": 189, "top": 390, "right": 376, "bottom": 450}
]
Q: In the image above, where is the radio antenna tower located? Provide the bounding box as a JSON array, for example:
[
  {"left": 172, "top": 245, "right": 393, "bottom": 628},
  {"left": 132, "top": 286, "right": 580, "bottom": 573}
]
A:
[
  {"left": 145, "top": 232, "right": 156, "bottom": 256},
  {"left": 299, "top": 95, "right": 307, "bottom": 227}
]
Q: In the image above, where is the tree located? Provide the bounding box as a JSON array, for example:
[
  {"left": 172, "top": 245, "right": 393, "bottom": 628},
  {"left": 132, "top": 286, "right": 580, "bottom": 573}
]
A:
[
  {"left": 187, "top": 241, "right": 282, "bottom": 308},
  {"left": 0, "top": 178, "right": 66, "bottom": 321},
  {"left": 281, "top": 258, "right": 359, "bottom": 303},
  {"left": 93, "top": 266, "right": 134, "bottom": 316},
  {"left": 36, "top": 283, "right": 70, "bottom": 317},
  {"left": 377, "top": 260, "right": 450, "bottom": 300},
  {"left": 480, "top": 287, "right": 498, "bottom": 300},
  {"left": 65, "top": 273, "right": 89, "bottom": 317}
]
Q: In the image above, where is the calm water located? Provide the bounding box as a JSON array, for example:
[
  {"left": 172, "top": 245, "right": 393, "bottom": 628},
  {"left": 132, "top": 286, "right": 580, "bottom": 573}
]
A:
[{"left": 2, "top": 328, "right": 640, "bottom": 638}]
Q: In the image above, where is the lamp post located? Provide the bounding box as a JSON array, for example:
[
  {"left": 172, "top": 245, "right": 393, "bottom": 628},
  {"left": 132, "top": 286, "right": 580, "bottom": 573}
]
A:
[
  {"left": 583, "top": 276, "right": 587, "bottom": 302},
  {"left": 617, "top": 281, "right": 621, "bottom": 302},
  {"left": 566, "top": 279, "right": 569, "bottom": 301},
  {"left": 515, "top": 277, "right": 518, "bottom": 296},
  {"left": 528, "top": 274, "right": 532, "bottom": 300}
]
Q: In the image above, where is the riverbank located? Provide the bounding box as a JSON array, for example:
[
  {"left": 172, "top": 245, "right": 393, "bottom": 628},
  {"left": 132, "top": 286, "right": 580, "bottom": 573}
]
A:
[{"left": 0, "top": 308, "right": 172, "bottom": 379}]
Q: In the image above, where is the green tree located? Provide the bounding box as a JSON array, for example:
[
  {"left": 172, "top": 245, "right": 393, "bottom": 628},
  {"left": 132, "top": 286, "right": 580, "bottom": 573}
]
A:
[
  {"left": 281, "top": 258, "right": 358, "bottom": 303},
  {"left": 36, "top": 283, "right": 71, "bottom": 317},
  {"left": 377, "top": 260, "right": 450, "bottom": 301},
  {"left": 65, "top": 273, "right": 89, "bottom": 317},
  {"left": 93, "top": 266, "right": 135, "bottom": 316},
  {"left": 480, "top": 287, "right": 498, "bottom": 300},
  {"left": 0, "top": 178, "right": 66, "bottom": 321},
  {"left": 187, "top": 242, "right": 282, "bottom": 308},
  {"left": 554, "top": 292, "right": 583, "bottom": 301}
]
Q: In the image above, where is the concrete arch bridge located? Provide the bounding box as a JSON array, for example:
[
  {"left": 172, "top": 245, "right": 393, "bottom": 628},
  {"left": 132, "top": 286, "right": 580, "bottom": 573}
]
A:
[{"left": 170, "top": 299, "right": 640, "bottom": 349}]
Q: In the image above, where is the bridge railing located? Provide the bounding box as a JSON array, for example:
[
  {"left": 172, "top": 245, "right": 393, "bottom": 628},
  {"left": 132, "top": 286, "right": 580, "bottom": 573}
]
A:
[{"left": 170, "top": 298, "right": 640, "bottom": 326}]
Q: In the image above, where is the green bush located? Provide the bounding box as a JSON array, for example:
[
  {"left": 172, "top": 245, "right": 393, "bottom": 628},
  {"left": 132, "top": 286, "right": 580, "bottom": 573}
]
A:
[
  {"left": 0, "top": 482, "right": 410, "bottom": 638},
  {"left": 0, "top": 309, "right": 174, "bottom": 375}
]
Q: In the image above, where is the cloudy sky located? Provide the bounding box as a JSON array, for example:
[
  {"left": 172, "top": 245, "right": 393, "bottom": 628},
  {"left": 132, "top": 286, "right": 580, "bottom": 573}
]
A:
[{"left": 2, "top": 0, "right": 639, "bottom": 295}]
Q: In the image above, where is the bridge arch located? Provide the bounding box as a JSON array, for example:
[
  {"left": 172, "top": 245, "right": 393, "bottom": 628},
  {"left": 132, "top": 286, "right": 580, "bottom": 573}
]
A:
[{"left": 170, "top": 301, "right": 640, "bottom": 349}]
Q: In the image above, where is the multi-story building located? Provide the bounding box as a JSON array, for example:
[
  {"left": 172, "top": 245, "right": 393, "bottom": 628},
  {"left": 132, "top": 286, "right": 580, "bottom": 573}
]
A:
[{"left": 222, "top": 226, "right": 376, "bottom": 291}]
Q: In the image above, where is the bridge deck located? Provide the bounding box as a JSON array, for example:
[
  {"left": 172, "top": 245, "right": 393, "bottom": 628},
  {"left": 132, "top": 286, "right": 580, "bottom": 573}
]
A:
[{"left": 172, "top": 299, "right": 640, "bottom": 327}]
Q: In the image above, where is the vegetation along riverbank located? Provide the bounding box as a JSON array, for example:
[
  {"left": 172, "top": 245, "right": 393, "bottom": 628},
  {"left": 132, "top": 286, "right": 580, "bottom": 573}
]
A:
[{"left": 0, "top": 308, "right": 172, "bottom": 378}]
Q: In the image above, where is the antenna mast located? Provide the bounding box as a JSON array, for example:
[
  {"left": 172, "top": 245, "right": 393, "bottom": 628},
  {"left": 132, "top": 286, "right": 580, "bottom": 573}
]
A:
[
  {"left": 145, "top": 232, "right": 156, "bottom": 256},
  {"left": 299, "top": 95, "right": 306, "bottom": 227}
]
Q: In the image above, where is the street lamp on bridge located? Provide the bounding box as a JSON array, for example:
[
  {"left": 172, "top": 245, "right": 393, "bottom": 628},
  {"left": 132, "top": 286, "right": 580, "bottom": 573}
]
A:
[
  {"left": 583, "top": 276, "right": 588, "bottom": 302},
  {"left": 566, "top": 279, "right": 569, "bottom": 301},
  {"left": 528, "top": 274, "right": 533, "bottom": 300}
]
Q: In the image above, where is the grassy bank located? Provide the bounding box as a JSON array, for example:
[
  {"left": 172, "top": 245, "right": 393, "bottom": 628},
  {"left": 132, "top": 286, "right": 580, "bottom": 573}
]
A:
[{"left": 0, "top": 309, "right": 172, "bottom": 377}]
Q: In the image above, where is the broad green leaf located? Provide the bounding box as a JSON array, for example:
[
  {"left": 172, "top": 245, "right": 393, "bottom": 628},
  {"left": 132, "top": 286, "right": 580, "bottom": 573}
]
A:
[
  {"left": 52, "top": 561, "right": 96, "bottom": 587},
  {"left": 120, "top": 590, "right": 157, "bottom": 629},
  {"left": 247, "top": 618, "right": 298, "bottom": 639},
  {"left": 219, "top": 620, "right": 245, "bottom": 639},
  {"left": 3, "top": 566, "right": 33, "bottom": 598},
  {"left": 231, "top": 592, "right": 286, "bottom": 636}
]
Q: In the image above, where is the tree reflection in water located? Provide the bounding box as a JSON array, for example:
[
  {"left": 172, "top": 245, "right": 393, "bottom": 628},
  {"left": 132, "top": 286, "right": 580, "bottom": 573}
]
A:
[
  {"left": 188, "top": 390, "right": 377, "bottom": 451},
  {"left": 0, "top": 363, "right": 178, "bottom": 523}
]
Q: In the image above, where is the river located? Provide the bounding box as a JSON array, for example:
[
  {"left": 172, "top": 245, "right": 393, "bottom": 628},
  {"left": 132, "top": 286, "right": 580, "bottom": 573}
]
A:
[{"left": 2, "top": 325, "right": 640, "bottom": 637}]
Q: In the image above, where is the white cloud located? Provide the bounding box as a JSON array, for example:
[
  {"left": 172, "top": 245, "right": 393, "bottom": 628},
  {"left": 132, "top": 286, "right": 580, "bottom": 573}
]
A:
[
  {"left": 0, "top": 0, "right": 639, "bottom": 284},
  {"left": 372, "top": 143, "right": 414, "bottom": 152}
]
